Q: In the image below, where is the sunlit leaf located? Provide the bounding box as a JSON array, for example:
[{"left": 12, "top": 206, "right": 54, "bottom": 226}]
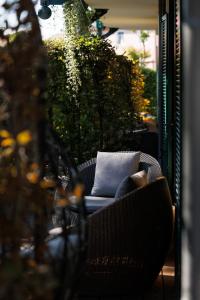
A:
[
  {"left": 73, "top": 183, "right": 84, "bottom": 198},
  {"left": 0, "top": 130, "right": 11, "bottom": 138},
  {"left": 40, "top": 178, "right": 56, "bottom": 189},
  {"left": 1, "top": 138, "right": 15, "bottom": 147},
  {"left": 30, "top": 162, "right": 39, "bottom": 170},
  {"left": 16, "top": 130, "right": 32, "bottom": 145},
  {"left": 26, "top": 171, "right": 39, "bottom": 184},
  {"left": 57, "top": 198, "right": 70, "bottom": 207},
  {"left": 0, "top": 147, "right": 14, "bottom": 157}
]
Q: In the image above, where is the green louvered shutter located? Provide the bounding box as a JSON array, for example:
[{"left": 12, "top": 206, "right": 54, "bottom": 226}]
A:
[
  {"left": 174, "top": 0, "right": 182, "bottom": 212},
  {"left": 159, "top": 0, "right": 182, "bottom": 293},
  {"left": 159, "top": 14, "right": 169, "bottom": 177}
]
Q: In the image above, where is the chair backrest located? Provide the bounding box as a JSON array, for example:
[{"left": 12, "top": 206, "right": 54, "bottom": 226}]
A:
[
  {"left": 78, "top": 152, "right": 162, "bottom": 195},
  {"left": 78, "top": 177, "right": 173, "bottom": 295},
  {"left": 139, "top": 152, "right": 162, "bottom": 182}
]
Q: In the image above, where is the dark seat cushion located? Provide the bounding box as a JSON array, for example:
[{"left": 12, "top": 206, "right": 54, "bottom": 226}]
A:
[
  {"left": 70, "top": 195, "right": 115, "bottom": 214},
  {"left": 85, "top": 196, "right": 115, "bottom": 214}
]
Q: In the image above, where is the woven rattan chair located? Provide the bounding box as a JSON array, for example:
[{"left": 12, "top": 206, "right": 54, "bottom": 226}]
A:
[
  {"left": 54, "top": 153, "right": 172, "bottom": 296},
  {"left": 76, "top": 152, "right": 162, "bottom": 214},
  {"left": 77, "top": 176, "right": 173, "bottom": 297},
  {"left": 78, "top": 152, "right": 162, "bottom": 195}
]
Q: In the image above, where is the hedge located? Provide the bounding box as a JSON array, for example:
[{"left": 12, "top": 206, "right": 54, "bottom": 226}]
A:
[{"left": 45, "top": 37, "right": 144, "bottom": 163}]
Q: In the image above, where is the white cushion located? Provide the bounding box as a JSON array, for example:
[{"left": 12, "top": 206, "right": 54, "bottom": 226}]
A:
[{"left": 91, "top": 151, "right": 140, "bottom": 196}]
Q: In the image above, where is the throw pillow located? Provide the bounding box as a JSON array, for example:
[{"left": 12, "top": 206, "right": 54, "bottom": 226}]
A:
[
  {"left": 130, "top": 170, "right": 148, "bottom": 188},
  {"left": 115, "top": 170, "right": 148, "bottom": 198},
  {"left": 115, "top": 176, "right": 136, "bottom": 198},
  {"left": 91, "top": 151, "right": 140, "bottom": 197}
]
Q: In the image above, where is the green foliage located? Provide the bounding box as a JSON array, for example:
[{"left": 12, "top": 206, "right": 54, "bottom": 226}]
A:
[
  {"left": 45, "top": 1, "right": 143, "bottom": 164},
  {"left": 128, "top": 31, "right": 151, "bottom": 66},
  {"left": 141, "top": 67, "right": 157, "bottom": 115},
  {"left": 126, "top": 47, "right": 141, "bottom": 62},
  {"left": 63, "top": 0, "right": 89, "bottom": 37},
  {"left": 126, "top": 47, "right": 150, "bottom": 67},
  {"left": 125, "top": 46, "right": 157, "bottom": 117},
  {"left": 63, "top": 0, "right": 89, "bottom": 103},
  {"left": 139, "top": 30, "right": 150, "bottom": 45},
  {"left": 45, "top": 37, "right": 143, "bottom": 163}
]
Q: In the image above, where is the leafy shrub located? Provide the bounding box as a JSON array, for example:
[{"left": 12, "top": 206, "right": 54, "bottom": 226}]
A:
[
  {"left": 45, "top": 37, "right": 144, "bottom": 163},
  {"left": 141, "top": 67, "right": 157, "bottom": 116},
  {"left": 125, "top": 47, "right": 157, "bottom": 117}
]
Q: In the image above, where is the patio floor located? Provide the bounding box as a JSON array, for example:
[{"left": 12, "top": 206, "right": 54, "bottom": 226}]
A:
[
  {"left": 74, "top": 260, "right": 177, "bottom": 300},
  {"left": 144, "top": 264, "right": 176, "bottom": 300}
]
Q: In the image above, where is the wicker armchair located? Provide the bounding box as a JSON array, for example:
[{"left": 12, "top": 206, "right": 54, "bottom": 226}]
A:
[
  {"left": 78, "top": 152, "right": 162, "bottom": 195},
  {"left": 71, "top": 153, "right": 172, "bottom": 296},
  {"left": 77, "top": 176, "right": 173, "bottom": 296},
  {"left": 76, "top": 152, "right": 162, "bottom": 214},
  {"left": 54, "top": 153, "right": 173, "bottom": 296}
]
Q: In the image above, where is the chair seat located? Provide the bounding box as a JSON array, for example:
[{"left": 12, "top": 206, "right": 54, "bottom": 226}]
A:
[{"left": 70, "top": 195, "right": 115, "bottom": 214}]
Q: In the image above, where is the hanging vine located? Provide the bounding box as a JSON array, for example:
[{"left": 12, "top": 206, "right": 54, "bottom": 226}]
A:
[{"left": 63, "top": 0, "right": 89, "bottom": 98}]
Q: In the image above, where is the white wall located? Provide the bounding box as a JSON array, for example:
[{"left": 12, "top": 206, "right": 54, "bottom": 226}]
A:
[{"left": 106, "top": 29, "right": 158, "bottom": 70}]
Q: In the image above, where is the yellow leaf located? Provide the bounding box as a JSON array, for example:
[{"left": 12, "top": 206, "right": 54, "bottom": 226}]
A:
[
  {"left": 40, "top": 178, "right": 56, "bottom": 189},
  {"left": 73, "top": 183, "right": 84, "bottom": 198},
  {"left": 30, "top": 163, "right": 39, "bottom": 171},
  {"left": 0, "top": 147, "right": 14, "bottom": 157},
  {"left": 17, "top": 130, "right": 32, "bottom": 145},
  {"left": 57, "top": 198, "right": 70, "bottom": 207},
  {"left": 1, "top": 138, "right": 15, "bottom": 147},
  {"left": 0, "top": 130, "right": 11, "bottom": 138},
  {"left": 26, "top": 172, "right": 39, "bottom": 184}
]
